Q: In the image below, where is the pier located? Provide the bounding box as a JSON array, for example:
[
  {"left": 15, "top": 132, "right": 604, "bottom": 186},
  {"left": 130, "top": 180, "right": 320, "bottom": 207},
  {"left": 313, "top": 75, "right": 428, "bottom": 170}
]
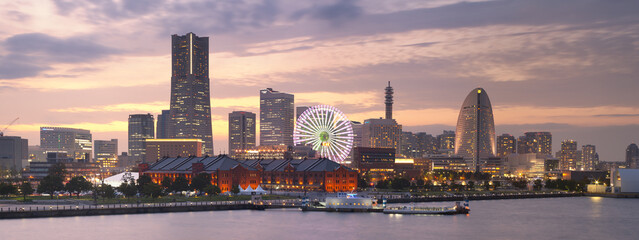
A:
[{"left": 0, "top": 199, "right": 302, "bottom": 219}]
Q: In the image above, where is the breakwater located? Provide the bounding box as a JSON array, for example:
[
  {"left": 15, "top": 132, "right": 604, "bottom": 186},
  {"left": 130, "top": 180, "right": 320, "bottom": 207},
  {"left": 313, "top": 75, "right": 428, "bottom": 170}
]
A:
[{"left": 0, "top": 199, "right": 301, "bottom": 219}]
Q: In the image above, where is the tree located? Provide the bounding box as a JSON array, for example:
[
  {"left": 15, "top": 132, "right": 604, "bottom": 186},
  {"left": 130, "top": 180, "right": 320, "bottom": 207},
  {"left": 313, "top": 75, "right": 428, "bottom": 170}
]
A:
[
  {"left": 48, "top": 163, "right": 67, "bottom": 179},
  {"left": 0, "top": 182, "right": 18, "bottom": 196},
  {"left": 66, "top": 176, "right": 92, "bottom": 198},
  {"left": 231, "top": 185, "right": 240, "bottom": 195},
  {"left": 136, "top": 175, "right": 153, "bottom": 192},
  {"left": 391, "top": 177, "right": 411, "bottom": 190},
  {"left": 161, "top": 177, "right": 173, "bottom": 192},
  {"left": 118, "top": 182, "right": 137, "bottom": 198},
  {"left": 142, "top": 182, "right": 163, "bottom": 198},
  {"left": 376, "top": 180, "right": 389, "bottom": 189},
  {"left": 358, "top": 176, "right": 368, "bottom": 189},
  {"left": 19, "top": 181, "right": 34, "bottom": 201},
  {"left": 467, "top": 181, "right": 475, "bottom": 191},
  {"left": 38, "top": 175, "right": 65, "bottom": 199},
  {"left": 190, "top": 173, "right": 212, "bottom": 192},
  {"left": 98, "top": 184, "right": 116, "bottom": 199},
  {"left": 533, "top": 179, "right": 543, "bottom": 191},
  {"left": 172, "top": 176, "right": 190, "bottom": 193},
  {"left": 204, "top": 185, "right": 221, "bottom": 196}
]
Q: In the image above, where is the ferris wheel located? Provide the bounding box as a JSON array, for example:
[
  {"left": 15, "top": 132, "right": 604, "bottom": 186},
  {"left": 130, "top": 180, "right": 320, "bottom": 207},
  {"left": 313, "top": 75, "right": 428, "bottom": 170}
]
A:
[{"left": 294, "top": 105, "right": 354, "bottom": 163}]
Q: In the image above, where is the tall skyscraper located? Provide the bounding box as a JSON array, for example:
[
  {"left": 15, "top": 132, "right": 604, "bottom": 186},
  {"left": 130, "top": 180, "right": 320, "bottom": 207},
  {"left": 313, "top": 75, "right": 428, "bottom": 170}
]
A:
[
  {"left": 497, "top": 134, "right": 516, "bottom": 157},
  {"left": 128, "top": 114, "right": 154, "bottom": 162},
  {"left": 362, "top": 118, "right": 402, "bottom": 155},
  {"left": 416, "top": 132, "right": 438, "bottom": 155},
  {"left": 454, "top": 88, "right": 496, "bottom": 171},
  {"left": 228, "top": 111, "right": 256, "bottom": 158},
  {"left": 156, "top": 109, "right": 170, "bottom": 139},
  {"left": 40, "top": 127, "right": 92, "bottom": 162},
  {"left": 168, "top": 32, "right": 213, "bottom": 155},
  {"left": 260, "top": 88, "right": 294, "bottom": 146},
  {"left": 559, "top": 140, "right": 579, "bottom": 170},
  {"left": 94, "top": 139, "right": 118, "bottom": 169},
  {"left": 385, "top": 81, "right": 393, "bottom": 120},
  {"left": 581, "top": 144, "right": 598, "bottom": 171}
]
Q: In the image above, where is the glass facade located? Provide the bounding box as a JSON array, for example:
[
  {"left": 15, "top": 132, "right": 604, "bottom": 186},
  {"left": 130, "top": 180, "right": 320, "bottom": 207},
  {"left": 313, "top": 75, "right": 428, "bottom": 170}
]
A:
[
  {"left": 228, "top": 111, "right": 256, "bottom": 158},
  {"left": 128, "top": 114, "right": 154, "bottom": 162},
  {"left": 454, "top": 88, "right": 496, "bottom": 171},
  {"left": 260, "top": 88, "right": 294, "bottom": 146}
]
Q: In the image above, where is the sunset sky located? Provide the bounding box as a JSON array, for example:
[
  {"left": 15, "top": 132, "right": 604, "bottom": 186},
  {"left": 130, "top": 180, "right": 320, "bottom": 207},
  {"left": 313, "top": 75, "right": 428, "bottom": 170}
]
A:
[{"left": 1, "top": 0, "right": 638, "bottom": 161}]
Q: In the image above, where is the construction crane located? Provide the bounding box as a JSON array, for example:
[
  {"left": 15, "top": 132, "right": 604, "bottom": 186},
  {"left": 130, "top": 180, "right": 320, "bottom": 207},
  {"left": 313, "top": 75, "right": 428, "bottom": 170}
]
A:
[{"left": 0, "top": 117, "right": 19, "bottom": 137}]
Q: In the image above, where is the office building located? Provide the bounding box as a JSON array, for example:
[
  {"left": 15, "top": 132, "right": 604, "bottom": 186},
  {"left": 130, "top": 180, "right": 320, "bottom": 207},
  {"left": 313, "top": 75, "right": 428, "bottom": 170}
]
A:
[
  {"left": 0, "top": 136, "right": 28, "bottom": 170},
  {"left": 128, "top": 114, "right": 155, "bottom": 162},
  {"left": 454, "top": 88, "right": 496, "bottom": 171},
  {"left": 156, "top": 109, "right": 170, "bottom": 139},
  {"left": 559, "top": 140, "right": 579, "bottom": 170},
  {"left": 517, "top": 132, "right": 552, "bottom": 155},
  {"left": 260, "top": 88, "right": 294, "bottom": 146},
  {"left": 94, "top": 139, "right": 118, "bottom": 169},
  {"left": 296, "top": 106, "right": 309, "bottom": 122},
  {"left": 497, "top": 134, "right": 516, "bottom": 157},
  {"left": 168, "top": 32, "right": 214, "bottom": 155},
  {"left": 40, "top": 127, "right": 92, "bottom": 162},
  {"left": 437, "top": 130, "right": 455, "bottom": 152},
  {"left": 626, "top": 143, "right": 639, "bottom": 168},
  {"left": 144, "top": 139, "right": 203, "bottom": 163},
  {"left": 361, "top": 118, "right": 402, "bottom": 154},
  {"left": 229, "top": 111, "right": 256, "bottom": 158},
  {"left": 582, "top": 144, "right": 598, "bottom": 171}
]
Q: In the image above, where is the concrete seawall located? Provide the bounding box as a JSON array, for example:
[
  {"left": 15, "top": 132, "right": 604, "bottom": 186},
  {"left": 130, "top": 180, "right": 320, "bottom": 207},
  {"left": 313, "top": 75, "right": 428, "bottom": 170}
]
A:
[
  {"left": 0, "top": 201, "right": 283, "bottom": 219},
  {"left": 386, "top": 192, "right": 583, "bottom": 203}
]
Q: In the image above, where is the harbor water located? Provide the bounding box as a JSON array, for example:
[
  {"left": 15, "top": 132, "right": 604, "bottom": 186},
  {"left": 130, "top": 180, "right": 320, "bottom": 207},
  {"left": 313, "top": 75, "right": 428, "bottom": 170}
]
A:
[{"left": 1, "top": 197, "right": 637, "bottom": 239}]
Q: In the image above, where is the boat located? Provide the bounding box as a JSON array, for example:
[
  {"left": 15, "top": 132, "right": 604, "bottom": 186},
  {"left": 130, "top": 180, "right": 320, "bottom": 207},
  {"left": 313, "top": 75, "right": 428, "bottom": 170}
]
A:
[
  {"left": 383, "top": 202, "right": 470, "bottom": 215},
  {"left": 301, "top": 192, "right": 383, "bottom": 212}
]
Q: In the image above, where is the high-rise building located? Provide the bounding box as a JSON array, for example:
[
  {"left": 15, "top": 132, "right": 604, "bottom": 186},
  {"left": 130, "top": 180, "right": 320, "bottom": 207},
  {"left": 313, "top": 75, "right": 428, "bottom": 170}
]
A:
[
  {"left": 401, "top": 131, "right": 419, "bottom": 158},
  {"left": 559, "top": 140, "right": 579, "bottom": 170},
  {"left": 228, "top": 111, "right": 256, "bottom": 158},
  {"left": 40, "top": 127, "right": 92, "bottom": 162},
  {"left": 385, "top": 81, "right": 393, "bottom": 120},
  {"left": 454, "top": 88, "right": 496, "bottom": 171},
  {"left": 156, "top": 109, "right": 170, "bottom": 139},
  {"left": 626, "top": 143, "right": 639, "bottom": 168},
  {"left": 168, "top": 32, "right": 213, "bottom": 155},
  {"left": 296, "top": 106, "right": 309, "bottom": 123},
  {"left": 351, "top": 121, "right": 363, "bottom": 147},
  {"left": 0, "top": 136, "right": 28, "bottom": 170},
  {"left": 94, "top": 139, "right": 118, "bottom": 169},
  {"left": 128, "top": 114, "right": 155, "bottom": 162},
  {"left": 581, "top": 144, "right": 598, "bottom": 171},
  {"left": 517, "top": 132, "right": 552, "bottom": 155},
  {"left": 497, "top": 134, "right": 516, "bottom": 157},
  {"left": 260, "top": 88, "right": 294, "bottom": 146},
  {"left": 416, "top": 132, "right": 438, "bottom": 155},
  {"left": 362, "top": 118, "right": 402, "bottom": 155},
  {"left": 437, "top": 130, "right": 455, "bottom": 151}
]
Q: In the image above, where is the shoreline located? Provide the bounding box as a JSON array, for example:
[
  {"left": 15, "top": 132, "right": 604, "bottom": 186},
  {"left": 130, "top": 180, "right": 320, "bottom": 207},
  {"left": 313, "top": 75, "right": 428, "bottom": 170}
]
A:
[{"left": 0, "top": 192, "right": 586, "bottom": 219}]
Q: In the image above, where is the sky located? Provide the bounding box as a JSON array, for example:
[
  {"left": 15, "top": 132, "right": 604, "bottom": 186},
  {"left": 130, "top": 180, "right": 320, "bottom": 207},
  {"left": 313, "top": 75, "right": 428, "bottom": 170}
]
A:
[{"left": 1, "top": 0, "right": 638, "bottom": 162}]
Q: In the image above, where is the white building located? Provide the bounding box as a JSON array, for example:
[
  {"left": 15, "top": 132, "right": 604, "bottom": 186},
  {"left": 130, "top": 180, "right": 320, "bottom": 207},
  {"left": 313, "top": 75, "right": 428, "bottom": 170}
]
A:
[{"left": 611, "top": 168, "right": 639, "bottom": 193}]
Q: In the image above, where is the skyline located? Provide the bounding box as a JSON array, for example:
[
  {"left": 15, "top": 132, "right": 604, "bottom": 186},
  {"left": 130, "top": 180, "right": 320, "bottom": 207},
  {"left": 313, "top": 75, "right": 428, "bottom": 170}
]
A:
[{"left": 1, "top": 0, "right": 639, "bottom": 161}]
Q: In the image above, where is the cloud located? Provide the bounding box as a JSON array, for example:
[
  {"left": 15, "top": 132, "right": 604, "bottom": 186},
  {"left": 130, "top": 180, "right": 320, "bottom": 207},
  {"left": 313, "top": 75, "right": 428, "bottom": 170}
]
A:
[
  {"left": 10, "top": 121, "right": 128, "bottom": 133},
  {"left": 0, "top": 33, "right": 119, "bottom": 80},
  {"left": 292, "top": 0, "right": 363, "bottom": 27},
  {"left": 50, "top": 101, "right": 168, "bottom": 113}
]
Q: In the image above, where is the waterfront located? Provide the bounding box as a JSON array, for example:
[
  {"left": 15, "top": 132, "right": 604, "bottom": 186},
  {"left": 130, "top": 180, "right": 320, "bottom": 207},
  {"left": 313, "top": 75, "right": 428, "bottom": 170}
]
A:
[{"left": 1, "top": 197, "right": 637, "bottom": 239}]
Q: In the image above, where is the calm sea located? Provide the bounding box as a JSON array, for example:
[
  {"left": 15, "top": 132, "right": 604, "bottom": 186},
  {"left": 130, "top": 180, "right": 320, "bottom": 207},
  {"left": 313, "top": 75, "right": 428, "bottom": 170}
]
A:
[{"left": 1, "top": 197, "right": 637, "bottom": 240}]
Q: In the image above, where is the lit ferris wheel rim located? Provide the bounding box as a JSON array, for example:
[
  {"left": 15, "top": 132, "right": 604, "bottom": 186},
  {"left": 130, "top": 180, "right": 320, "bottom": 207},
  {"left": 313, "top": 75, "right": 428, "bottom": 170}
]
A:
[{"left": 294, "top": 105, "right": 354, "bottom": 163}]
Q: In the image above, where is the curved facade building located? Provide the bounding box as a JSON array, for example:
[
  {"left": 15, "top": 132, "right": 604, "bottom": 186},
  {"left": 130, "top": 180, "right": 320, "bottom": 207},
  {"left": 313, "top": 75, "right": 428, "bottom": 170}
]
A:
[{"left": 454, "top": 88, "right": 496, "bottom": 171}]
